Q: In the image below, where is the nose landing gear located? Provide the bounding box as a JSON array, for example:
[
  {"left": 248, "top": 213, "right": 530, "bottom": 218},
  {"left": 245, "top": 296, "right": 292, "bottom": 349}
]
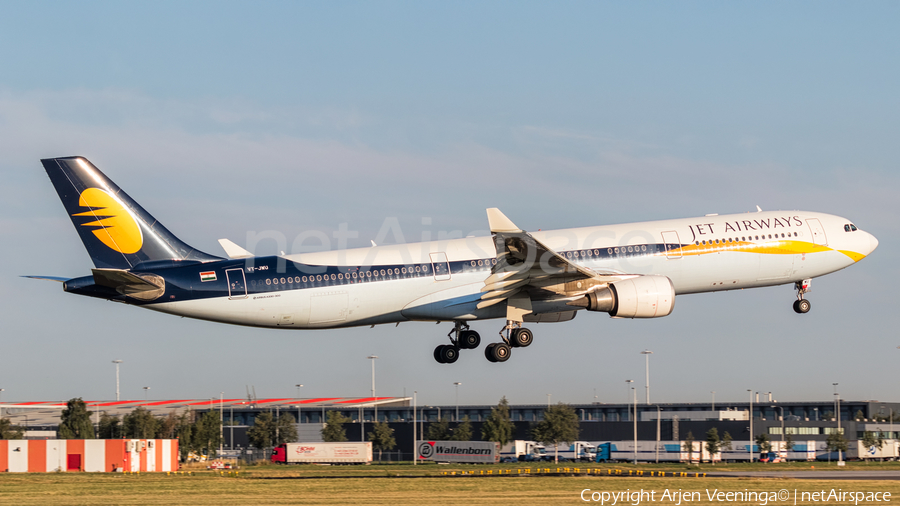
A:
[{"left": 793, "top": 279, "right": 812, "bottom": 314}]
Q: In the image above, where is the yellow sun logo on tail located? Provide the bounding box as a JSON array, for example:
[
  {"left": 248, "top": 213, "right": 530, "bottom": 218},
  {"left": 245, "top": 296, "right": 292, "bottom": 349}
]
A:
[{"left": 72, "top": 188, "right": 143, "bottom": 254}]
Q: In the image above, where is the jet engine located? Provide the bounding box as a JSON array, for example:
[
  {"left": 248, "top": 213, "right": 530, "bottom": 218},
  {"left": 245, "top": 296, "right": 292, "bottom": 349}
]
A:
[{"left": 569, "top": 275, "right": 675, "bottom": 318}]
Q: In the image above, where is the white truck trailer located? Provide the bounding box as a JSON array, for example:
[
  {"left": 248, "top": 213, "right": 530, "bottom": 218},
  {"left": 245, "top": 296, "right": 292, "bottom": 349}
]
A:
[
  {"left": 499, "top": 440, "right": 547, "bottom": 462},
  {"left": 271, "top": 442, "right": 373, "bottom": 464}
]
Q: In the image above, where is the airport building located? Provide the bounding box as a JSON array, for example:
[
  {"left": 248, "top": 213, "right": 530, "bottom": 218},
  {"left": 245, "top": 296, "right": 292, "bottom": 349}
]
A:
[{"left": 3, "top": 397, "right": 898, "bottom": 460}]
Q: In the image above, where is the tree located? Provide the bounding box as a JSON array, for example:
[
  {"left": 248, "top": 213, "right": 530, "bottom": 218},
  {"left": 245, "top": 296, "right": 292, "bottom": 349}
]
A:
[
  {"left": 194, "top": 410, "right": 222, "bottom": 458},
  {"left": 531, "top": 403, "right": 579, "bottom": 463},
  {"left": 755, "top": 433, "right": 772, "bottom": 455},
  {"left": 855, "top": 410, "right": 866, "bottom": 421},
  {"left": 481, "top": 397, "right": 515, "bottom": 447},
  {"left": 426, "top": 417, "right": 451, "bottom": 440},
  {"left": 156, "top": 412, "right": 177, "bottom": 439},
  {"left": 721, "top": 431, "right": 734, "bottom": 451},
  {"left": 367, "top": 421, "right": 396, "bottom": 461},
  {"left": 58, "top": 398, "right": 95, "bottom": 439},
  {"left": 823, "top": 410, "right": 835, "bottom": 421},
  {"left": 97, "top": 412, "right": 121, "bottom": 439},
  {"left": 275, "top": 413, "right": 298, "bottom": 446},
  {"left": 175, "top": 410, "right": 196, "bottom": 461},
  {"left": 321, "top": 411, "right": 350, "bottom": 442},
  {"left": 784, "top": 432, "right": 795, "bottom": 451},
  {"left": 452, "top": 416, "right": 473, "bottom": 441},
  {"left": 861, "top": 431, "right": 882, "bottom": 451},
  {"left": 704, "top": 428, "right": 720, "bottom": 464},
  {"left": 123, "top": 407, "right": 159, "bottom": 439},
  {"left": 826, "top": 430, "right": 848, "bottom": 457},
  {"left": 683, "top": 431, "right": 695, "bottom": 463},
  {"left": 0, "top": 418, "right": 24, "bottom": 439},
  {"left": 248, "top": 411, "right": 275, "bottom": 448}
]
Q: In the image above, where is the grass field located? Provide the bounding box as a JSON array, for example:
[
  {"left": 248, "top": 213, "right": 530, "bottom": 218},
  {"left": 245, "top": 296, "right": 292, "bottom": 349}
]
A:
[{"left": 1, "top": 463, "right": 898, "bottom": 505}]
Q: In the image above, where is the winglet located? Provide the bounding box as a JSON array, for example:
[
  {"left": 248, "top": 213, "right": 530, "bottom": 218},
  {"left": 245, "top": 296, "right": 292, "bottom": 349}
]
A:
[
  {"left": 486, "top": 208, "right": 522, "bottom": 233},
  {"left": 218, "top": 239, "right": 253, "bottom": 259}
]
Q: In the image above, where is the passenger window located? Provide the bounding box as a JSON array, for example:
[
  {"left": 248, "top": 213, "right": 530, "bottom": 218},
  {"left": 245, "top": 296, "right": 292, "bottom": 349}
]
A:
[
  {"left": 478, "top": 260, "right": 483, "bottom": 266},
  {"left": 641, "top": 245, "right": 647, "bottom": 251},
  {"left": 415, "top": 266, "right": 420, "bottom": 272},
  {"left": 302, "top": 276, "right": 308, "bottom": 282},
  {"left": 266, "top": 279, "right": 271, "bottom": 285},
  {"left": 470, "top": 261, "right": 476, "bottom": 267},
  {"left": 423, "top": 265, "right": 429, "bottom": 272},
  {"left": 380, "top": 269, "right": 386, "bottom": 276},
  {"left": 330, "top": 274, "right": 335, "bottom": 280},
  {"left": 587, "top": 249, "right": 593, "bottom": 256},
  {"left": 366, "top": 271, "right": 371, "bottom": 278},
  {"left": 593, "top": 250, "right": 599, "bottom": 256}
]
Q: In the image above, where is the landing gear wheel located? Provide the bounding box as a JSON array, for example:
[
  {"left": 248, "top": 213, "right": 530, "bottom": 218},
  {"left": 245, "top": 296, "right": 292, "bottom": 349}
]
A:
[
  {"left": 459, "top": 330, "right": 481, "bottom": 350},
  {"left": 511, "top": 328, "right": 533, "bottom": 348},
  {"left": 485, "top": 343, "right": 497, "bottom": 363},
  {"left": 435, "top": 344, "right": 459, "bottom": 364},
  {"left": 490, "top": 343, "right": 511, "bottom": 362},
  {"left": 793, "top": 299, "right": 811, "bottom": 314}
]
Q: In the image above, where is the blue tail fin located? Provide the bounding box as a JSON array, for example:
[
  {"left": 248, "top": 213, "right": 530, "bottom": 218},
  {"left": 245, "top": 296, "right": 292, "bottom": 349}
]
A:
[{"left": 41, "top": 156, "right": 220, "bottom": 270}]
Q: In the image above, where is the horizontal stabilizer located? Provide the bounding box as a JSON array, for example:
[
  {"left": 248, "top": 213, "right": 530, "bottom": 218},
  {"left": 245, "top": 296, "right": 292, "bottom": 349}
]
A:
[
  {"left": 218, "top": 238, "right": 253, "bottom": 259},
  {"left": 91, "top": 268, "right": 165, "bottom": 301},
  {"left": 22, "top": 275, "right": 69, "bottom": 282}
]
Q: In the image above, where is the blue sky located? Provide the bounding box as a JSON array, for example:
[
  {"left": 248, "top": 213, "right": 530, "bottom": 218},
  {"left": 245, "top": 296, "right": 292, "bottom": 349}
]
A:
[{"left": 1, "top": 2, "right": 898, "bottom": 408}]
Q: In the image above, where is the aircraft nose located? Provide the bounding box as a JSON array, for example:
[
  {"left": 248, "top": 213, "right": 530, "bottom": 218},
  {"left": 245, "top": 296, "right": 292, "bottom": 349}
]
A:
[{"left": 867, "top": 232, "right": 879, "bottom": 255}]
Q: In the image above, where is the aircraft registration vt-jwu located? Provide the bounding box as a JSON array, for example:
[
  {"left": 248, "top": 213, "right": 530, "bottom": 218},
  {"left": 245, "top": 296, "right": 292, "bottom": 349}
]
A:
[{"left": 32, "top": 157, "right": 878, "bottom": 364}]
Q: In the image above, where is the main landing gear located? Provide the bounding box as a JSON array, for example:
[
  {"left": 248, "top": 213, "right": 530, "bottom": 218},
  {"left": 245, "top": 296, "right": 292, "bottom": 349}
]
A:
[
  {"left": 792, "top": 278, "right": 812, "bottom": 314},
  {"left": 484, "top": 321, "right": 534, "bottom": 363},
  {"left": 434, "top": 322, "right": 481, "bottom": 364},
  {"left": 433, "top": 320, "right": 536, "bottom": 364}
]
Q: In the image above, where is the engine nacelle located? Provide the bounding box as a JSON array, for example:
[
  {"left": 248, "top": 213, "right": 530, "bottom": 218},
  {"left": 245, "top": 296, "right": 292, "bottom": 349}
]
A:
[{"left": 571, "top": 275, "right": 676, "bottom": 318}]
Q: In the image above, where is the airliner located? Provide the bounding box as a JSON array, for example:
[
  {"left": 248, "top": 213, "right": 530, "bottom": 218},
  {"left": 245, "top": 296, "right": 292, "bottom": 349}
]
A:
[{"left": 31, "top": 157, "right": 878, "bottom": 364}]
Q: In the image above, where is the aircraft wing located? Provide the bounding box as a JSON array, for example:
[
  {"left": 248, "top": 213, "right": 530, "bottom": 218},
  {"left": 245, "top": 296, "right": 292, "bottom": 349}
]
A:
[{"left": 478, "top": 208, "right": 625, "bottom": 314}]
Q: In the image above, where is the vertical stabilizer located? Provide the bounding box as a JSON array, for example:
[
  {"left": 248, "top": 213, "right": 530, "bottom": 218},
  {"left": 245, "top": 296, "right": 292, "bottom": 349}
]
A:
[{"left": 41, "top": 156, "right": 220, "bottom": 270}]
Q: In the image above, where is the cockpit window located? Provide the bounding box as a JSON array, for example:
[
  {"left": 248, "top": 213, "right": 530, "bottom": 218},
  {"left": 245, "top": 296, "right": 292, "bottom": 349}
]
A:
[
  {"left": 850, "top": 224, "right": 858, "bottom": 231},
  {"left": 844, "top": 225, "right": 851, "bottom": 232}
]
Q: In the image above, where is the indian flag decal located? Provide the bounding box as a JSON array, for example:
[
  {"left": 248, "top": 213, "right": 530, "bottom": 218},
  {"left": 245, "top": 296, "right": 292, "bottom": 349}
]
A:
[{"left": 200, "top": 271, "right": 217, "bottom": 282}]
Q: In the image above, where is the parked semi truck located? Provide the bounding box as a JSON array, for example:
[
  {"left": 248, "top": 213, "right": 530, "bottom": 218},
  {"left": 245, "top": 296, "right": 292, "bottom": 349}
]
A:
[
  {"left": 499, "top": 440, "right": 546, "bottom": 462},
  {"left": 272, "top": 442, "right": 373, "bottom": 464},
  {"left": 545, "top": 441, "right": 596, "bottom": 462}
]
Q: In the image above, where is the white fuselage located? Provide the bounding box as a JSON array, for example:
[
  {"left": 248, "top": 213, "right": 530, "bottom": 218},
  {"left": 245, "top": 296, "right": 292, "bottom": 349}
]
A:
[{"left": 147, "top": 210, "right": 877, "bottom": 329}]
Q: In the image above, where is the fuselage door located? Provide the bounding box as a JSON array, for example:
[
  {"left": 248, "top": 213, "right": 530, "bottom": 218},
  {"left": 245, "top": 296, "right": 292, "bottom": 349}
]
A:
[
  {"left": 429, "top": 252, "right": 451, "bottom": 281},
  {"left": 226, "top": 268, "right": 248, "bottom": 299},
  {"left": 661, "top": 231, "right": 682, "bottom": 258},
  {"left": 806, "top": 219, "right": 828, "bottom": 246}
]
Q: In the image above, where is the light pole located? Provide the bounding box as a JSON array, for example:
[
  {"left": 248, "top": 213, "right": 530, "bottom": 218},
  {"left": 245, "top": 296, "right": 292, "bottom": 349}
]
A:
[
  {"left": 813, "top": 407, "right": 818, "bottom": 421},
  {"left": 295, "top": 384, "right": 303, "bottom": 424},
  {"left": 0, "top": 388, "right": 4, "bottom": 418},
  {"left": 833, "top": 383, "right": 843, "bottom": 464},
  {"left": 368, "top": 355, "right": 378, "bottom": 422},
  {"left": 632, "top": 385, "right": 637, "bottom": 465},
  {"left": 547, "top": 393, "right": 551, "bottom": 408},
  {"left": 220, "top": 392, "right": 224, "bottom": 456},
  {"left": 413, "top": 391, "right": 417, "bottom": 466},
  {"left": 641, "top": 350, "right": 653, "bottom": 404},
  {"left": 112, "top": 360, "right": 123, "bottom": 401},
  {"left": 453, "top": 382, "right": 462, "bottom": 422},
  {"left": 143, "top": 386, "right": 150, "bottom": 401},
  {"left": 748, "top": 389, "right": 754, "bottom": 462},
  {"left": 711, "top": 391, "right": 715, "bottom": 412}
]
